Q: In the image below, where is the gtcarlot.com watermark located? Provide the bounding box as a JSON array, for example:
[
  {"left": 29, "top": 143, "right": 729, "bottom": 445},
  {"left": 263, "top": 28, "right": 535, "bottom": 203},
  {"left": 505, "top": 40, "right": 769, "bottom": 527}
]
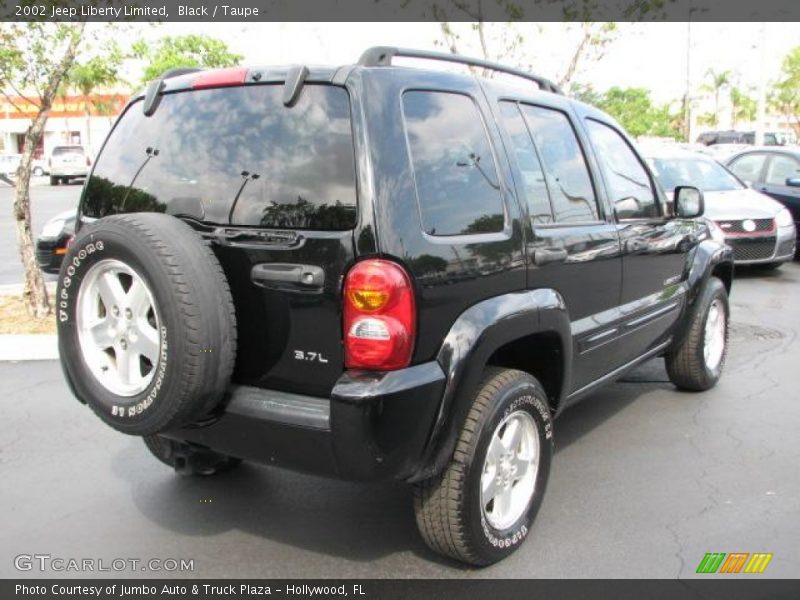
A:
[{"left": 14, "top": 553, "right": 194, "bottom": 573}]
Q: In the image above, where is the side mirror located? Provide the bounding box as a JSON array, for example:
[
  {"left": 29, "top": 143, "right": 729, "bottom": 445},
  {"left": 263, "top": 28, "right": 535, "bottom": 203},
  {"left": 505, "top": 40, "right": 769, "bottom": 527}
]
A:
[
  {"left": 674, "top": 186, "right": 704, "bottom": 218},
  {"left": 786, "top": 177, "right": 800, "bottom": 188}
]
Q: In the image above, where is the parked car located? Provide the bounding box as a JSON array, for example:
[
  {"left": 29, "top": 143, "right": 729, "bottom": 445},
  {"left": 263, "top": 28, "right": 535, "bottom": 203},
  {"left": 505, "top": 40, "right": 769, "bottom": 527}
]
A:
[
  {"left": 647, "top": 149, "right": 796, "bottom": 269},
  {"left": 696, "top": 130, "right": 781, "bottom": 146},
  {"left": 49, "top": 145, "right": 91, "bottom": 185},
  {"left": 56, "top": 48, "right": 733, "bottom": 566},
  {"left": 0, "top": 153, "right": 49, "bottom": 177},
  {"left": 724, "top": 147, "right": 800, "bottom": 248},
  {"left": 36, "top": 210, "right": 76, "bottom": 274}
]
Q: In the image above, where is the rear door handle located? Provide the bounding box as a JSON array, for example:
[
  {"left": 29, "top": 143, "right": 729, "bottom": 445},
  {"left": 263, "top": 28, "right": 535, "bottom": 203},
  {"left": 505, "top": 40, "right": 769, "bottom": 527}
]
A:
[
  {"left": 251, "top": 263, "right": 324, "bottom": 293},
  {"left": 533, "top": 248, "right": 568, "bottom": 266}
]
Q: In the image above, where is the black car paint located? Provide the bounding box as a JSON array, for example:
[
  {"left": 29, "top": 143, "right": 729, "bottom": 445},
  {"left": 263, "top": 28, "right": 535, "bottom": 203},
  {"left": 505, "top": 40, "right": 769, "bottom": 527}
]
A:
[
  {"left": 35, "top": 216, "right": 75, "bottom": 274},
  {"left": 74, "top": 62, "right": 732, "bottom": 482}
]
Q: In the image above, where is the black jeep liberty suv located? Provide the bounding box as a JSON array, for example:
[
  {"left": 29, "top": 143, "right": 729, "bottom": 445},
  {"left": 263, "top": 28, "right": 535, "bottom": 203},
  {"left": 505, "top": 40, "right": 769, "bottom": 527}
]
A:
[{"left": 57, "top": 47, "right": 734, "bottom": 566}]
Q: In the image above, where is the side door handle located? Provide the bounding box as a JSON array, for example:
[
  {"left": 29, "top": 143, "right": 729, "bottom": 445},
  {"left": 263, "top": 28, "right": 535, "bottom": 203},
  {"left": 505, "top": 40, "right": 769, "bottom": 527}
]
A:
[{"left": 533, "top": 248, "right": 568, "bottom": 266}]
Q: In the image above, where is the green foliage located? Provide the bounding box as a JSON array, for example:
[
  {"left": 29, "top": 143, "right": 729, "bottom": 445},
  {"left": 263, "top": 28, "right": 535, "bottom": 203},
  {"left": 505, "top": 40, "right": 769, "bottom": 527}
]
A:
[
  {"left": 131, "top": 34, "right": 243, "bottom": 84},
  {"left": 70, "top": 49, "right": 122, "bottom": 97},
  {"left": 576, "top": 85, "right": 681, "bottom": 139},
  {"left": 730, "top": 86, "right": 756, "bottom": 126},
  {"left": 770, "top": 46, "right": 800, "bottom": 134}
]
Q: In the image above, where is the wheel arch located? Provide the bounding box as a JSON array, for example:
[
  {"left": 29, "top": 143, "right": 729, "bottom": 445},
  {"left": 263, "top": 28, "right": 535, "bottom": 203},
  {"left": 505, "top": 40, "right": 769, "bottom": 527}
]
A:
[
  {"left": 408, "top": 289, "right": 571, "bottom": 482},
  {"left": 671, "top": 239, "right": 733, "bottom": 352}
]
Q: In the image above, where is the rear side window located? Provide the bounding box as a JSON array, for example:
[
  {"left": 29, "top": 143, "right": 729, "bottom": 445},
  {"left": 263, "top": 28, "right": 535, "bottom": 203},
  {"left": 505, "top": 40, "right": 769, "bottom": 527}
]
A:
[
  {"left": 585, "top": 119, "right": 658, "bottom": 219},
  {"left": 519, "top": 104, "right": 599, "bottom": 223},
  {"left": 402, "top": 91, "right": 504, "bottom": 236},
  {"left": 82, "top": 84, "right": 357, "bottom": 230}
]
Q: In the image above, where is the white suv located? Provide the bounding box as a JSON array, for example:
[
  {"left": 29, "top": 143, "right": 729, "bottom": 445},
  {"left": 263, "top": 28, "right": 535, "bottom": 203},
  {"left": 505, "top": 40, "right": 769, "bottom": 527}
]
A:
[{"left": 49, "top": 145, "right": 91, "bottom": 185}]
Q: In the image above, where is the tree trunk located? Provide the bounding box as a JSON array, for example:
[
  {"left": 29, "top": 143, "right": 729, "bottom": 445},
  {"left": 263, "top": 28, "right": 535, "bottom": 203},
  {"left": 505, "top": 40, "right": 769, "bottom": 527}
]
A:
[
  {"left": 84, "top": 99, "right": 92, "bottom": 153},
  {"left": 13, "top": 23, "right": 84, "bottom": 318},
  {"left": 14, "top": 112, "right": 51, "bottom": 318}
]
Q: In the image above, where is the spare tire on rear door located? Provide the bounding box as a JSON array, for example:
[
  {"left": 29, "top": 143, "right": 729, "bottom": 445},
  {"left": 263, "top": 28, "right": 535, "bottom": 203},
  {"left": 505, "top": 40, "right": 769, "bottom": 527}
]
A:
[{"left": 57, "top": 213, "right": 237, "bottom": 435}]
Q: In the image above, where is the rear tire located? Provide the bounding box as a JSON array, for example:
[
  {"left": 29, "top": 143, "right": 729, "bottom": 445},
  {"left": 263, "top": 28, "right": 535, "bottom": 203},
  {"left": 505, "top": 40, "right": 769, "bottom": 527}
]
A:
[
  {"left": 143, "top": 435, "right": 241, "bottom": 476},
  {"left": 666, "top": 277, "right": 729, "bottom": 391},
  {"left": 57, "top": 213, "right": 237, "bottom": 435},
  {"left": 413, "top": 368, "right": 553, "bottom": 566},
  {"left": 50, "top": 176, "right": 59, "bottom": 186}
]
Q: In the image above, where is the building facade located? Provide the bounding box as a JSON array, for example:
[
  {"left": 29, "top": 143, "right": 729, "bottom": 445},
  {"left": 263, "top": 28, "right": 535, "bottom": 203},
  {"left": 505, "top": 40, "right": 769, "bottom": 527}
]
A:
[{"left": 1, "top": 93, "right": 129, "bottom": 159}]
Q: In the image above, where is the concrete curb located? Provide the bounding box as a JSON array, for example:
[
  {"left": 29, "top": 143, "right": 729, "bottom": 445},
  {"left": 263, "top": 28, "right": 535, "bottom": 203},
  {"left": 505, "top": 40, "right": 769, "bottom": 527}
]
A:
[{"left": 0, "top": 335, "right": 58, "bottom": 361}]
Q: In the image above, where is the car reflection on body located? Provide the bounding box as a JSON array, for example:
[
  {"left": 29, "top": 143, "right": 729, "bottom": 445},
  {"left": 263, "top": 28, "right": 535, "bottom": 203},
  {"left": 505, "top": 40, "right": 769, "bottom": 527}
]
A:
[{"left": 645, "top": 149, "right": 796, "bottom": 270}]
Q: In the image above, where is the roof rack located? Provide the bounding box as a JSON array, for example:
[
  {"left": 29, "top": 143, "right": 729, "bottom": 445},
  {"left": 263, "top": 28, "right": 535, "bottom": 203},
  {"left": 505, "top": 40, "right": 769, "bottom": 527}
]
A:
[{"left": 358, "top": 46, "right": 564, "bottom": 95}]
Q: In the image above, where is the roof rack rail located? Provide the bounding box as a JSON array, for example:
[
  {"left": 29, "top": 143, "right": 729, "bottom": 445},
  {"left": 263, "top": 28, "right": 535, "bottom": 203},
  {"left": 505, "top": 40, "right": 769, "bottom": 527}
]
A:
[{"left": 358, "top": 46, "right": 564, "bottom": 95}]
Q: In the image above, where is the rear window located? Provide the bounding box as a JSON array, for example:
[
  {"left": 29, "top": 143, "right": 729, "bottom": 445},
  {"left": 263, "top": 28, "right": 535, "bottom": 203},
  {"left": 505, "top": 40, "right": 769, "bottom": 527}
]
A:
[
  {"left": 82, "top": 84, "right": 358, "bottom": 230},
  {"left": 53, "top": 146, "right": 85, "bottom": 156}
]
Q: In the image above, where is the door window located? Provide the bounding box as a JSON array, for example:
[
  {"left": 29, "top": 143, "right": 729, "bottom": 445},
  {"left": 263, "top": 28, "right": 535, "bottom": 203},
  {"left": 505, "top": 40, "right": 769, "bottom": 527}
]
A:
[
  {"left": 585, "top": 119, "right": 658, "bottom": 219},
  {"left": 728, "top": 153, "right": 767, "bottom": 183},
  {"left": 765, "top": 155, "right": 800, "bottom": 186},
  {"left": 498, "top": 102, "right": 553, "bottom": 225},
  {"left": 519, "top": 104, "right": 599, "bottom": 223}
]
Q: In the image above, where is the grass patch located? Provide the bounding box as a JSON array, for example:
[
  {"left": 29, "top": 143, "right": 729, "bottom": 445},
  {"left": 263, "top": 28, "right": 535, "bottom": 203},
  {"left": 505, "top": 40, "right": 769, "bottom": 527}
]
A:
[{"left": 0, "top": 294, "right": 56, "bottom": 335}]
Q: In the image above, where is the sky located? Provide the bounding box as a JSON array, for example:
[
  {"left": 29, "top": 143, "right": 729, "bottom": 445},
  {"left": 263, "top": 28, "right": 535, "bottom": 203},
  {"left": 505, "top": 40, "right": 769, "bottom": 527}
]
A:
[{"left": 115, "top": 21, "right": 798, "bottom": 106}]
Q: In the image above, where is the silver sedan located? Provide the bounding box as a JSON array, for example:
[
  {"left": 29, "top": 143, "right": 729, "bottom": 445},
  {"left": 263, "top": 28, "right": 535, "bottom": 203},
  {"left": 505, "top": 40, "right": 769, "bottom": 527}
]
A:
[{"left": 646, "top": 150, "right": 796, "bottom": 269}]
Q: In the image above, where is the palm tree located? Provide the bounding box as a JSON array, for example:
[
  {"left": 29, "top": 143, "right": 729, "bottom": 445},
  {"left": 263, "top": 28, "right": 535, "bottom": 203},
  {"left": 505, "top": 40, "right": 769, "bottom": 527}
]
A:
[
  {"left": 730, "top": 86, "right": 757, "bottom": 128},
  {"left": 701, "top": 69, "right": 732, "bottom": 128},
  {"left": 68, "top": 51, "right": 121, "bottom": 153}
]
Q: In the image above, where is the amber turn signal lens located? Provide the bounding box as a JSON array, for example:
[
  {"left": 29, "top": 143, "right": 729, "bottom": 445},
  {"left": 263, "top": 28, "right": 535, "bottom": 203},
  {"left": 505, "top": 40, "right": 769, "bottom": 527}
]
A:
[{"left": 348, "top": 289, "right": 389, "bottom": 311}]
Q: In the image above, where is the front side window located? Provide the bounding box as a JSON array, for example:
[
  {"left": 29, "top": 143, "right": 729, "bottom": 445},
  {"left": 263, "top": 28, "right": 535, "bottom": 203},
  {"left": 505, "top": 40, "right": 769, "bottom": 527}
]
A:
[
  {"left": 585, "top": 119, "right": 658, "bottom": 219},
  {"left": 403, "top": 90, "right": 504, "bottom": 236},
  {"left": 519, "top": 104, "right": 599, "bottom": 223},
  {"left": 728, "top": 153, "right": 767, "bottom": 183},
  {"left": 765, "top": 155, "right": 800, "bottom": 186}
]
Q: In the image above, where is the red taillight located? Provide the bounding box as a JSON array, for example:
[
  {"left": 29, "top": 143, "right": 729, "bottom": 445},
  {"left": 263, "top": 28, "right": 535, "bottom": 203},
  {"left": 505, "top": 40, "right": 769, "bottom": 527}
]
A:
[
  {"left": 191, "top": 67, "right": 248, "bottom": 90},
  {"left": 343, "top": 259, "right": 416, "bottom": 371}
]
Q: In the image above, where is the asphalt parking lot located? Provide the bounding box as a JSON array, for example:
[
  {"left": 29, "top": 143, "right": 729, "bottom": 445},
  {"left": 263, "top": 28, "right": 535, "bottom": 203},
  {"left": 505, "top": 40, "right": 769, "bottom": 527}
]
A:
[
  {"left": 0, "top": 179, "right": 82, "bottom": 286},
  {"left": 1, "top": 262, "right": 798, "bottom": 578}
]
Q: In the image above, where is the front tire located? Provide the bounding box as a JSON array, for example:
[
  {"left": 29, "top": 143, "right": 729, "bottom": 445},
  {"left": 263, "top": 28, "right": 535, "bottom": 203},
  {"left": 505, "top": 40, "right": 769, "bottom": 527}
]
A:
[
  {"left": 413, "top": 368, "right": 553, "bottom": 566},
  {"left": 666, "top": 277, "right": 729, "bottom": 391}
]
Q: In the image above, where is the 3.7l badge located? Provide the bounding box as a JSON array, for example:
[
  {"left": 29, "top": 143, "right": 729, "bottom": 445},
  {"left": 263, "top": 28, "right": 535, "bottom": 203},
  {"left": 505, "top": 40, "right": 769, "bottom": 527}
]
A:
[{"left": 293, "top": 350, "right": 329, "bottom": 364}]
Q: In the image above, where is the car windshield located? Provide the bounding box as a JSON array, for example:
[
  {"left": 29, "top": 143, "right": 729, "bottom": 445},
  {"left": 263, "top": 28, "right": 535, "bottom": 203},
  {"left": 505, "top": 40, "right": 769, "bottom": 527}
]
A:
[{"left": 649, "top": 156, "right": 743, "bottom": 193}]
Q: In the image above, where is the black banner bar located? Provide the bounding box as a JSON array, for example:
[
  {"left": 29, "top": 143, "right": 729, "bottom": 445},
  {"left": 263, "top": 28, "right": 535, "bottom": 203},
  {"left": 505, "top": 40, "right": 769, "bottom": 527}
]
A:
[
  {"left": 4, "top": 579, "right": 800, "bottom": 600},
  {"left": 3, "top": 0, "right": 800, "bottom": 22}
]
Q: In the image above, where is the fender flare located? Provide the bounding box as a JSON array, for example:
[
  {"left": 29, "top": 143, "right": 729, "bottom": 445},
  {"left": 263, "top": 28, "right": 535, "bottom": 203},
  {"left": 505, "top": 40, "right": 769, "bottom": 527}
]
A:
[
  {"left": 409, "top": 289, "right": 572, "bottom": 482},
  {"left": 670, "top": 239, "right": 734, "bottom": 351}
]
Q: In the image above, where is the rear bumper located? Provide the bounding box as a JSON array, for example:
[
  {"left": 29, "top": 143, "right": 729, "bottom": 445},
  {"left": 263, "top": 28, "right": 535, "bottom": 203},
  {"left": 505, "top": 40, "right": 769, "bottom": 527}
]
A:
[{"left": 164, "top": 361, "right": 446, "bottom": 481}]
